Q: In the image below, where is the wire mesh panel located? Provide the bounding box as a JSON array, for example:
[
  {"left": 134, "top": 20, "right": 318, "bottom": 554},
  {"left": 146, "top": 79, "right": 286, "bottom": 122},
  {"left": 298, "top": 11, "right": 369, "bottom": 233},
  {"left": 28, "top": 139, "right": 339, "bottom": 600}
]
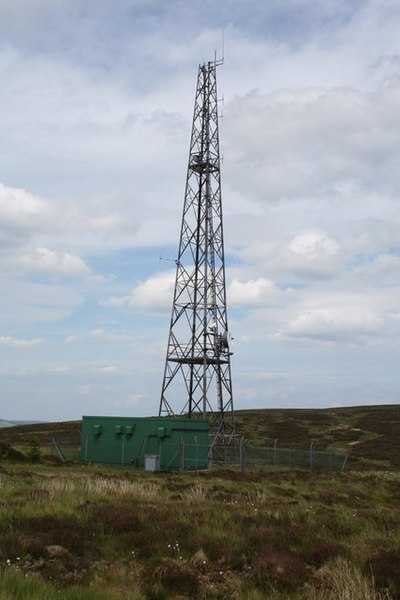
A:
[
  {"left": 244, "top": 443, "right": 348, "bottom": 471},
  {"left": 51, "top": 435, "right": 81, "bottom": 462},
  {"left": 179, "top": 437, "right": 243, "bottom": 472}
]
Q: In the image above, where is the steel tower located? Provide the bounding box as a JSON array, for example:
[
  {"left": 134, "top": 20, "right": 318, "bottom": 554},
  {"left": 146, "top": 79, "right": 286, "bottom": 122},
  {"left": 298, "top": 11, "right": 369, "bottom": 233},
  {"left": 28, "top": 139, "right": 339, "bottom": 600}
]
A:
[{"left": 159, "top": 60, "right": 235, "bottom": 439}]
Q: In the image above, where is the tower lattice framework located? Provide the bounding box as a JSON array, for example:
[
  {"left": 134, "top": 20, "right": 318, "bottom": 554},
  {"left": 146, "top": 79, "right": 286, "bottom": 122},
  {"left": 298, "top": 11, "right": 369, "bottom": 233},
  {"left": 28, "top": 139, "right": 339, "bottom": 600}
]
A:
[{"left": 159, "top": 61, "right": 235, "bottom": 438}]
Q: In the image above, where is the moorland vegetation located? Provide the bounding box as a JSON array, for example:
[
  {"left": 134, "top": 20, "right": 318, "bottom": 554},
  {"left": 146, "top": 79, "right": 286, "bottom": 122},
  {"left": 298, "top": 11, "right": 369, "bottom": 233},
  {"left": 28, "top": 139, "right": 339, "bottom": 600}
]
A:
[{"left": 0, "top": 405, "right": 399, "bottom": 599}]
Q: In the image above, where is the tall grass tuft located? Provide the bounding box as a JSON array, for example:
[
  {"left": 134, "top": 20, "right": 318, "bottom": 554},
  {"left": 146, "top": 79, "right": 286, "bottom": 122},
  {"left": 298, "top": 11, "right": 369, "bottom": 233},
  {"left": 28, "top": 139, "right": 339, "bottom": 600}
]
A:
[
  {"left": 184, "top": 483, "right": 208, "bottom": 502},
  {"left": 84, "top": 477, "right": 159, "bottom": 500},
  {"left": 310, "top": 558, "right": 392, "bottom": 600}
]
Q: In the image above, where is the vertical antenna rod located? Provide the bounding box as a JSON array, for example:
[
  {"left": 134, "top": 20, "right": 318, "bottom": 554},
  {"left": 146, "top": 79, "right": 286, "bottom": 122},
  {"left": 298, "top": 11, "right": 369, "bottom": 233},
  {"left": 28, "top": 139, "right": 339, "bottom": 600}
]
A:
[{"left": 159, "top": 60, "right": 235, "bottom": 439}]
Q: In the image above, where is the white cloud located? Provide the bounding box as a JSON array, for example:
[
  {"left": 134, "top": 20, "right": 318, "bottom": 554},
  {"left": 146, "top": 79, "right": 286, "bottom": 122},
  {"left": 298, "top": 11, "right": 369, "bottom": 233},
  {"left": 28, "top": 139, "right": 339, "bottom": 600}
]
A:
[
  {"left": 0, "top": 182, "right": 46, "bottom": 218},
  {"left": 228, "top": 277, "right": 282, "bottom": 306},
  {"left": 89, "top": 328, "right": 130, "bottom": 342},
  {"left": 64, "top": 335, "right": 78, "bottom": 344},
  {"left": 277, "top": 306, "right": 384, "bottom": 344},
  {"left": 102, "top": 295, "right": 131, "bottom": 309},
  {"left": 287, "top": 232, "right": 339, "bottom": 257},
  {"left": 20, "top": 247, "right": 92, "bottom": 277},
  {"left": 47, "top": 365, "right": 71, "bottom": 373},
  {"left": 0, "top": 183, "right": 49, "bottom": 248},
  {"left": 0, "top": 280, "right": 83, "bottom": 326},
  {"left": 224, "top": 82, "right": 400, "bottom": 211},
  {"left": 79, "top": 384, "right": 93, "bottom": 396},
  {"left": 107, "top": 271, "right": 175, "bottom": 312},
  {"left": 91, "top": 365, "right": 121, "bottom": 374},
  {"left": 112, "top": 393, "right": 145, "bottom": 408},
  {"left": 283, "top": 232, "right": 342, "bottom": 280},
  {"left": 239, "top": 231, "right": 343, "bottom": 281},
  {"left": 0, "top": 335, "right": 44, "bottom": 348},
  {"left": 0, "top": 182, "right": 141, "bottom": 282},
  {"left": 128, "top": 271, "right": 175, "bottom": 311},
  {"left": 352, "top": 253, "right": 400, "bottom": 285}
]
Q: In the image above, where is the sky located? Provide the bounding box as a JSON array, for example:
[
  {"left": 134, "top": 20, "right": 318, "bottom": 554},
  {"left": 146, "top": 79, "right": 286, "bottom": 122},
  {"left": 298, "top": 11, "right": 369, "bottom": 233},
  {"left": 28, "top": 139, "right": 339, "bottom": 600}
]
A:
[{"left": 1, "top": 0, "right": 400, "bottom": 421}]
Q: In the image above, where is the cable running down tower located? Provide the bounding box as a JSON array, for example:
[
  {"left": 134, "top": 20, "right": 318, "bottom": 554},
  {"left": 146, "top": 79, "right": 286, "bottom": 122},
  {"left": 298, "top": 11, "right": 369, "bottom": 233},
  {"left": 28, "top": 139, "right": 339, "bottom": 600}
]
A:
[{"left": 159, "top": 60, "right": 235, "bottom": 439}]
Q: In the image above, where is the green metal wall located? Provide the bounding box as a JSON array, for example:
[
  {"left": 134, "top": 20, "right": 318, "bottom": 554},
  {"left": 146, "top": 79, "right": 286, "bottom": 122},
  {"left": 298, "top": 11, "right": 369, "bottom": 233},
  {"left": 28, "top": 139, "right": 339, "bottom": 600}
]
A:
[{"left": 80, "top": 415, "right": 209, "bottom": 470}]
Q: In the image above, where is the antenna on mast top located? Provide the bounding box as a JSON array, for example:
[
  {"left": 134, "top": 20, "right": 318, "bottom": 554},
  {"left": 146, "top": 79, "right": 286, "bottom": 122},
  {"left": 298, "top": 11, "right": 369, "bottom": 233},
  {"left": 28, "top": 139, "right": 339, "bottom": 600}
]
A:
[{"left": 212, "top": 29, "right": 225, "bottom": 67}]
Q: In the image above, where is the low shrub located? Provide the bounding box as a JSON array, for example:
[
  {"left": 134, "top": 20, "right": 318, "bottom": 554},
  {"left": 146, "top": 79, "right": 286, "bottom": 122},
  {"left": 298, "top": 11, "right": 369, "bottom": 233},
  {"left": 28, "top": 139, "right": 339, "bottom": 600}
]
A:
[{"left": 27, "top": 440, "right": 42, "bottom": 463}]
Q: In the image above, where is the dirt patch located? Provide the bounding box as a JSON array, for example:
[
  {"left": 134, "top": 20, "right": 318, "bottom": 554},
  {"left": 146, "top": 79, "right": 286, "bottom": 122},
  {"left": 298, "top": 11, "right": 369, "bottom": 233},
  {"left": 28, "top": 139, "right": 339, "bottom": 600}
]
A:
[{"left": 19, "top": 544, "right": 89, "bottom": 586}]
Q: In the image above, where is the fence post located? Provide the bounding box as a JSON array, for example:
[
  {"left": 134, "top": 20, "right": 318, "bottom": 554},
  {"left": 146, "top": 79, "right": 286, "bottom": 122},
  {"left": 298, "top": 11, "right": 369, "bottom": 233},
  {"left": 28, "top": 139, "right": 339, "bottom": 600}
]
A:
[
  {"left": 341, "top": 451, "right": 349, "bottom": 471},
  {"left": 51, "top": 436, "right": 66, "bottom": 462},
  {"left": 273, "top": 438, "right": 278, "bottom": 466}
]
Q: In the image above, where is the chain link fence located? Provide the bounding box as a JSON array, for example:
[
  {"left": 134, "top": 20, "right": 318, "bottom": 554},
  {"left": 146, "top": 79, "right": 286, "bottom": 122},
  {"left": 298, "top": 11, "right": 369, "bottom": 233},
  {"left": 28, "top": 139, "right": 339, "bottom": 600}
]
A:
[
  {"left": 181, "top": 439, "right": 348, "bottom": 472},
  {"left": 52, "top": 433, "right": 348, "bottom": 472},
  {"left": 243, "top": 441, "right": 348, "bottom": 471},
  {"left": 51, "top": 435, "right": 81, "bottom": 462}
]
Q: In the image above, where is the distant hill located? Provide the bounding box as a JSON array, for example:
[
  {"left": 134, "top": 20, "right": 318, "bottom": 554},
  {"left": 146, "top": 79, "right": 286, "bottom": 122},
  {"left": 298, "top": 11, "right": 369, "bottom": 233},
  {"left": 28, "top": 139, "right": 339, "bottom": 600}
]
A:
[
  {"left": 0, "top": 420, "right": 80, "bottom": 446},
  {"left": 0, "top": 405, "right": 399, "bottom": 470},
  {"left": 0, "top": 419, "right": 42, "bottom": 428}
]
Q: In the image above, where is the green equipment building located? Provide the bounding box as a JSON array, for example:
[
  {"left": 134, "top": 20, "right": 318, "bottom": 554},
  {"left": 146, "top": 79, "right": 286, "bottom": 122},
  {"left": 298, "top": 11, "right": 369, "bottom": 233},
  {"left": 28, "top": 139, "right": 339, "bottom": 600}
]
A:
[{"left": 81, "top": 415, "right": 210, "bottom": 471}]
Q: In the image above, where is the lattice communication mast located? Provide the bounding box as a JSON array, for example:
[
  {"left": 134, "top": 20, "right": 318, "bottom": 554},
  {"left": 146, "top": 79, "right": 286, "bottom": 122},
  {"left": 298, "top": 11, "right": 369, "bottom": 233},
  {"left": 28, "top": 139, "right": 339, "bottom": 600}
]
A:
[{"left": 159, "top": 60, "right": 235, "bottom": 439}]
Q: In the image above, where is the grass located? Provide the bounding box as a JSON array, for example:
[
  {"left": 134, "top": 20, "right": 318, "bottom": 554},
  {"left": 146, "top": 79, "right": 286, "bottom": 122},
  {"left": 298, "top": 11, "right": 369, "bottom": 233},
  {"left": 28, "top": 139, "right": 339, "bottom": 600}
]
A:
[
  {"left": 0, "top": 463, "right": 399, "bottom": 599},
  {"left": 0, "top": 566, "right": 136, "bottom": 600},
  {"left": 0, "top": 406, "right": 399, "bottom": 597}
]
